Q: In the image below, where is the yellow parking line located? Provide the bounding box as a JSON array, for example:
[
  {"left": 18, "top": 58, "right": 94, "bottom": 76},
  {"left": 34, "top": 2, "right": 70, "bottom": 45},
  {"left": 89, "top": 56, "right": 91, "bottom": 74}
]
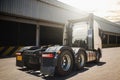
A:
[
  {"left": 0, "top": 47, "right": 4, "bottom": 51},
  {"left": 3, "top": 47, "right": 15, "bottom": 56},
  {"left": 13, "top": 47, "right": 22, "bottom": 56}
]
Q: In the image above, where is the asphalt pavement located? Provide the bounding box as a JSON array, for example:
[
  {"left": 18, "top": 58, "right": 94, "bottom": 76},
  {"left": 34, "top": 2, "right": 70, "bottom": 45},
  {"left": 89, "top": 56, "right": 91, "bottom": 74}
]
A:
[{"left": 0, "top": 47, "right": 120, "bottom": 80}]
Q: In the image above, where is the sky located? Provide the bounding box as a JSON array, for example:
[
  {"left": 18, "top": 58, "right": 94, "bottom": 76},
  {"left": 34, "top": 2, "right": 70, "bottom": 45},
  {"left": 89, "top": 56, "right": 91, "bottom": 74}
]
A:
[{"left": 58, "top": 0, "right": 120, "bottom": 22}]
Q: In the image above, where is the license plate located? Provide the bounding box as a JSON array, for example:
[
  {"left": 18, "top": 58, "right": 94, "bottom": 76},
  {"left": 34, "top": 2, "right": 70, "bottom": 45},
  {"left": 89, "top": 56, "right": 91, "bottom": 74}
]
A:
[{"left": 17, "top": 56, "right": 22, "bottom": 61}]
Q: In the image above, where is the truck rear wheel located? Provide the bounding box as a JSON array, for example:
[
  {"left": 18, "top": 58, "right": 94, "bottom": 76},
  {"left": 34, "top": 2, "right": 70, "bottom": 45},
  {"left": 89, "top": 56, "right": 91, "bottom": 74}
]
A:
[
  {"left": 56, "top": 50, "right": 73, "bottom": 76},
  {"left": 76, "top": 51, "right": 86, "bottom": 70}
]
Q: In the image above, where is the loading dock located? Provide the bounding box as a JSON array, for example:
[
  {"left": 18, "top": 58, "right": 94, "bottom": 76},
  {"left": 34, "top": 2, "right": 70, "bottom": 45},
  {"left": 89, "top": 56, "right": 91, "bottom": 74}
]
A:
[
  {"left": 0, "top": 0, "right": 86, "bottom": 57},
  {"left": 0, "top": 0, "right": 120, "bottom": 57},
  {"left": 0, "top": 15, "right": 64, "bottom": 57},
  {"left": 0, "top": 20, "right": 36, "bottom": 46},
  {"left": 0, "top": 20, "right": 63, "bottom": 46},
  {"left": 40, "top": 25, "right": 63, "bottom": 46}
]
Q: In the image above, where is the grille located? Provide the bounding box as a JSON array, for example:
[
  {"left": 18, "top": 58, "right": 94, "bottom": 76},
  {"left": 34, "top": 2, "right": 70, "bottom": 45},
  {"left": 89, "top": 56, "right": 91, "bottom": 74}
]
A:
[{"left": 22, "top": 51, "right": 40, "bottom": 65}]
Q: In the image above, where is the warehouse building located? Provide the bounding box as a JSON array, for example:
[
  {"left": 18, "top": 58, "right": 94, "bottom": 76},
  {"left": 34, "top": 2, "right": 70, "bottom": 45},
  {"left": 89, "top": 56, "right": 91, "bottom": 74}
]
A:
[
  {"left": 0, "top": 0, "right": 120, "bottom": 57},
  {"left": 0, "top": 0, "right": 88, "bottom": 57}
]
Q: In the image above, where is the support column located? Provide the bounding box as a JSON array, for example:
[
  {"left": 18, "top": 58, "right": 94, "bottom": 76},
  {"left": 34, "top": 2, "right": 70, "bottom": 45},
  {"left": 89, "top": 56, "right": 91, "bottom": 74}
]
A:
[
  {"left": 116, "top": 36, "right": 117, "bottom": 44},
  {"left": 36, "top": 24, "right": 40, "bottom": 47},
  {"left": 107, "top": 34, "right": 109, "bottom": 45}
]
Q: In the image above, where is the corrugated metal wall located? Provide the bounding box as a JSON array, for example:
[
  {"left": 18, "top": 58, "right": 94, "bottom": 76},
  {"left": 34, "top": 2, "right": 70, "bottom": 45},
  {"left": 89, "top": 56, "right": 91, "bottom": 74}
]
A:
[
  {"left": 96, "top": 20, "right": 120, "bottom": 34},
  {"left": 0, "top": 0, "right": 88, "bottom": 24},
  {"left": 95, "top": 16, "right": 120, "bottom": 34}
]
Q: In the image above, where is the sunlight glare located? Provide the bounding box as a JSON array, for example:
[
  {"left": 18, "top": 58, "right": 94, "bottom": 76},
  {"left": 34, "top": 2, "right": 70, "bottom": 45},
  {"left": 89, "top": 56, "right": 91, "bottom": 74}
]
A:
[{"left": 58, "top": 0, "right": 116, "bottom": 17}]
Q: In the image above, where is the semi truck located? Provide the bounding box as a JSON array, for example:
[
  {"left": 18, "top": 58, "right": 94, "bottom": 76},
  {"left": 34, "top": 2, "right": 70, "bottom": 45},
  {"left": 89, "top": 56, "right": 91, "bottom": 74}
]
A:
[{"left": 16, "top": 14, "right": 120, "bottom": 76}]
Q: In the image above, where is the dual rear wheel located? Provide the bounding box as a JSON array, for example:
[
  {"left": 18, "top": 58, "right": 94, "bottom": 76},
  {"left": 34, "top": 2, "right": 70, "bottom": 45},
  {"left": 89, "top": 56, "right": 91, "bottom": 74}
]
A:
[
  {"left": 56, "top": 50, "right": 86, "bottom": 76},
  {"left": 76, "top": 51, "right": 86, "bottom": 70}
]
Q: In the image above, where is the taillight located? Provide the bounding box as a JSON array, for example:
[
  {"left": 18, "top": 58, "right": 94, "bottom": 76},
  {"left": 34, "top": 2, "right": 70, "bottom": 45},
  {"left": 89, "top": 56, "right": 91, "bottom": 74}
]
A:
[
  {"left": 16, "top": 52, "right": 21, "bottom": 56},
  {"left": 42, "top": 53, "right": 54, "bottom": 58}
]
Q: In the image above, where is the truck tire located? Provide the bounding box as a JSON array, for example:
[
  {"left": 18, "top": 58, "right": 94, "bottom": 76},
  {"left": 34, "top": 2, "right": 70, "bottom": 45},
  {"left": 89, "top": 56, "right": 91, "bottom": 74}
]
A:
[
  {"left": 55, "top": 50, "right": 73, "bottom": 76},
  {"left": 76, "top": 51, "right": 86, "bottom": 70}
]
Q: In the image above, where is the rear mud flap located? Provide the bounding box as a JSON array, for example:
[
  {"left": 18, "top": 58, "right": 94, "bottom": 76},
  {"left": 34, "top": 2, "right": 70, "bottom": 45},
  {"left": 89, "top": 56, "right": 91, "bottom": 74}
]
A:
[
  {"left": 40, "top": 56, "right": 57, "bottom": 76},
  {"left": 41, "top": 66, "right": 55, "bottom": 76}
]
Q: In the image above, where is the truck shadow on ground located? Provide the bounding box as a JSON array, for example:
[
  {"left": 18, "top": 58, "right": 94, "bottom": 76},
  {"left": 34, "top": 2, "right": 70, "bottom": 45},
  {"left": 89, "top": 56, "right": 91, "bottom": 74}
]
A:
[
  {"left": 18, "top": 61, "right": 106, "bottom": 80},
  {"left": 18, "top": 68, "right": 41, "bottom": 77},
  {"left": 44, "top": 61, "right": 106, "bottom": 80}
]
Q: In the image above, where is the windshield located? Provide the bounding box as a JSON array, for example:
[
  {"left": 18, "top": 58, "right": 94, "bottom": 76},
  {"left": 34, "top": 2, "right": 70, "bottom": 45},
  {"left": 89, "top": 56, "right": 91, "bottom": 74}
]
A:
[{"left": 72, "top": 22, "right": 88, "bottom": 48}]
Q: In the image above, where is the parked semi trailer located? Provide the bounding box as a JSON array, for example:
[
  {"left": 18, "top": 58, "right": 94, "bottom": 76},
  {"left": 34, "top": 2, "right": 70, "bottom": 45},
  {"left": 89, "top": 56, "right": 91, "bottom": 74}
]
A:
[{"left": 16, "top": 14, "right": 120, "bottom": 76}]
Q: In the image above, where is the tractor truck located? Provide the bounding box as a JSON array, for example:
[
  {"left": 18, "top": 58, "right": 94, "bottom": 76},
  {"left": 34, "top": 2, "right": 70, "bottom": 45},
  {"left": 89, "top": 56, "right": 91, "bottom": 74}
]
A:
[{"left": 16, "top": 14, "right": 103, "bottom": 76}]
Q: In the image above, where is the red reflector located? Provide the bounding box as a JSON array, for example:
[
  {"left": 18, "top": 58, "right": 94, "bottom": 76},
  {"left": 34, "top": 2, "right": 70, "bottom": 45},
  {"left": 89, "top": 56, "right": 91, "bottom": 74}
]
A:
[
  {"left": 42, "top": 53, "right": 54, "bottom": 58},
  {"left": 16, "top": 53, "right": 21, "bottom": 56}
]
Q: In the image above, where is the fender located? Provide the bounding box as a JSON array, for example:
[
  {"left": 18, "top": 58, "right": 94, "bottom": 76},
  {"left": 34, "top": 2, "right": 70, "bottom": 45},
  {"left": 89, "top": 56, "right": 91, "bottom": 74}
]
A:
[{"left": 40, "top": 45, "right": 75, "bottom": 76}]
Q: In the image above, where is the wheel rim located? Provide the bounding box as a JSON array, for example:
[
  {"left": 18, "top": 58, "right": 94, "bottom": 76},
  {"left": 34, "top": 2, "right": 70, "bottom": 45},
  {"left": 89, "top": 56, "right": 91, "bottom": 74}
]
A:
[
  {"left": 61, "top": 54, "right": 71, "bottom": 71},
  {"left": 78, "top": 53, "right": 85, "bottom": 66}
]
